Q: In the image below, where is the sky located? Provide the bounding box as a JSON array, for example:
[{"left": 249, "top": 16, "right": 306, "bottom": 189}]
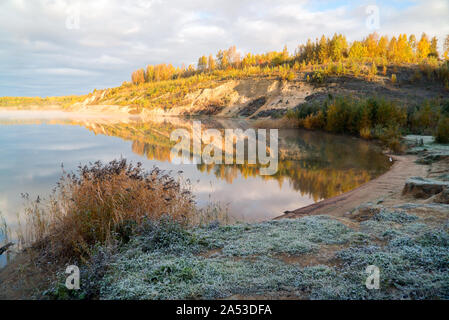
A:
[{"left": 0, "top": 0, "right": 448, "bottom": 97}]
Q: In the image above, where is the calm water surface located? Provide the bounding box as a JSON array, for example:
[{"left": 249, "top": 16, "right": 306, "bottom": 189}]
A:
[{"left": 0, "top": 111, "right": 391, "bottom": 266}]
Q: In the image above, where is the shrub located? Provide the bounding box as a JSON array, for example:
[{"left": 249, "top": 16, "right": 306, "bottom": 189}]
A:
[
  {"left": 286, "top": 71, "right": 296, "bottom": 81},
  {"left": 376, "top": 125, "right": 404, "bottom": 153},
  {"left": 17, "top": 159, "right": 195, "bottom": 262},
  {"left": 284, "top": 96, "right": 449, "bottom": 147},
  {"left": 369, "top": 62, "right": 377, "bottom": 79},
  {"left": 310, "top": 70, "right": 327, "bottom": 84},
  {"left": 412, "top": 70, "right": 422, "bottom": 82},
  {"left": 326, "top": 99, "right": 349, "bottom": 133},
  {"left": 411, "top": 100, "right": 444, "bottom": 134},
  {"left": 435, "top": 116, "right": 449, "bottom": 143},
  {"left": 359, "top": 127, "right": 372, "bottom": 139},
  {"left": 304, "top": 111, "right": 326, "bottom": 130},
  {"left": 391, "top": 74, "right": 397, "bottom": 84}
]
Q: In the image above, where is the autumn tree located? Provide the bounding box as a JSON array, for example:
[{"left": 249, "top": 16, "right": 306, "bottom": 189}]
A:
[
  {"left": 198, "top": 56, "right": 208, "bottom": 71},
  {"left": 349, "top": 41, "right": 367, "bottom": 60},
  {"left": 216, "top": 50, "right": 228, "bottom": 69},
  {"left": 365, "top": 33, "right": 379, "bottom": 58},
  {"left": 145, "top": 65, "right": 155, "bottom": 82},
  {"left": 131, "top": 69, "right": 145, "bottom": 85},
  {"left": 281, "top": 45, "right": 289, "bottom": 61},
  {"left": 396, "top": 34, "right": 413, "bottom": 62},
  {"left": 152, "top": 64, "right": 176, "bottom": 81},
  {"left": 208, "top": 54, "right": 216, "bottom": 71},
  {"left": 369, "top": 61, "right": 377, "bottom": 78},
  {"left": 217, "top": 46, "right": 241, "bottom": 69},
  {"left": 318, "top": 35, "right": 329, "bottom": 64},
  {"left": 417, "top": 33, "right": 431, "bottom": 60},
  {"left": 408, "top": 34, "right": 416, "bottom": 53},
  {"left": 130, "top": 32, "right": 444, "bottom": 87},
  {"left": 444, "top": 35, "right": 449, "bottom": 60},
  {"left": 377, "top": 36, "right": 389, "bottom": 58},
  {"left": 296, "top": 38, "right": 316, "bottom": 64},
  {"left": 388, "top": 36, "right": 398, "bottom": 62},
  {"left": 227, "top": 46, "right": 241, "bottom": 67},
  {"left": 430, "top": 36, "right": 439, "bottom": 58},
  {"left": 240, "top": 53, "right": 252, "bottom": 68},
  {"left": 330, "top": 34, "right": 348, "bottom": 61}
]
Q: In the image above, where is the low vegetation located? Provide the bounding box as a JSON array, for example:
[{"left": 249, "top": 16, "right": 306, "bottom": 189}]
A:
[
  {"left": 45, "top": 208, "right": 448, "bottom": 300},
  {"left": 94, "top": 33, "right": 449, "bottom": 113},
  {"left": 129, "top": 33, "right": 449, "bottom": 89},
  {"left": 0, "top": 95, "right": 86, "bottom": 109},
  {"left": 17, "top": 160, "right": 195, "bottom": 263},
  {"left": 436, "top": 117, "right": 449, "bottom": 143},
  {"left": 285, "top": 95, "right": 449, "bottom": 152}
]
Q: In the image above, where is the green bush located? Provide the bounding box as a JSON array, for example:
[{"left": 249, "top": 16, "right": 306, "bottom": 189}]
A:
[
  {"left": 288, "top": 95, "right": 449, "bottom": 148},
  {"left": 310, "top": 70, "right": 327, "bottom": 84},
  {"left": 435, "top": 117, "right": 449, "bottom": 143}
]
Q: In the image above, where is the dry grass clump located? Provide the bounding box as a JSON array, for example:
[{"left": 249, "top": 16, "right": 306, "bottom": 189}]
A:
[{"left": 18, "top": 159, "right": 195, "bottom": 262}]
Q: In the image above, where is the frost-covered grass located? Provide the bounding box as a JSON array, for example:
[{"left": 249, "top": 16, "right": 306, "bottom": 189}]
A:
[
  {"left": 404, "top": 135, "right": 449, "bottom": 164},
  {"left": 47, "top": 210, "right": 447, "bottom": 300},
  {"left": 194, "top": 216, "right": 359, "bottom": 257},
  {"left": 372, "top": 210, "right": 419, "bottom": 224},
  {"left": 99, "top": 254, "right": 303, "bottom": 300}
]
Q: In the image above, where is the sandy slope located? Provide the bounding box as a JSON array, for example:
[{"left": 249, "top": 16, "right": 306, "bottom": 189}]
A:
[{"left": 278, "top": 154, "right": 429, "bottom": 219}]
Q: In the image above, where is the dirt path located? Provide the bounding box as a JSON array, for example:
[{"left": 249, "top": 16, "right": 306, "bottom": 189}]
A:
[{"left": 277, "top": 154, "right": 428, "bottom": 219}]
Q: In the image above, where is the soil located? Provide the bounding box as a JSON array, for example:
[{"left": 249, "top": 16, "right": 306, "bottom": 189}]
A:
[
  {"left": 278, "top": 154, "right": 429, "bottom": 219},
  {"left": 0, "top": 253, "right": 53, "bottom": 300}
]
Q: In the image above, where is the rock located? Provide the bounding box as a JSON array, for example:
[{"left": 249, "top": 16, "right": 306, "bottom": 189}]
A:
[
  {"left": 417, "top": 154, "right": 449, "bottom": 165},
  {"left": 437, "top": 174, "right": 449, "bottom": 181},
  {"left": 402, "top": 177, "right": 449, "bottom": 199},
  {"left": 345, "top": 203, "right": 382, "bottom": 222},
  {"left": 238, "top": 97, "right": 267, "bottom": 117},
  {"left": 434, "top": 188, "right": 449, "bottom": 204}
]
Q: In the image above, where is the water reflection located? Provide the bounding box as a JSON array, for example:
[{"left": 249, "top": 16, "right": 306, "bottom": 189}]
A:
[
  {"left": 0, "top": 111, "right": 391, "bottom": 265},
  {"left": 80, "top": 117, "right": 390, "bottom": 201}
]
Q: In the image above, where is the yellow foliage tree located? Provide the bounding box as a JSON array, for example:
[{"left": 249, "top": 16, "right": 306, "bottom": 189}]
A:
[{"left": 417, "top": 33, "right": 431, "bottom": 60}]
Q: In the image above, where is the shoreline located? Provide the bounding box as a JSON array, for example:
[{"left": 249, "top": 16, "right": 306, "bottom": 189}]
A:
[
  {"left": 1, "top": 107, "right": 418, "bottom": 222},
  {"left": 278, "top": 154, "right": 428, "bottom": 219},
  {"left": 0, "top": 129, "right": 447, "bottom": 299},
  {"left": 0, "top": 106, "right": 135, "bottom": 119}
]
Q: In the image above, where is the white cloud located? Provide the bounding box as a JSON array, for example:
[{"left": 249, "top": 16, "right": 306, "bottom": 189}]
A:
[
  {"left": 35, "top": 68, "right": 99, "bottom": 76},
  {"left": 95, "top": 55, "right": 128, "bottom": 65},
  {"left": 0, "top": 0, "right": 447, "bottom": 96}
]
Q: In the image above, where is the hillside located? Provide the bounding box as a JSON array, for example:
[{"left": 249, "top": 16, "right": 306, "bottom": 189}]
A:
[
  {"left": 1, "top": 33, "right": 449, "bottom": 148},
  {"left": 68, "top": 64, "right": 448, "bottom": 119}
]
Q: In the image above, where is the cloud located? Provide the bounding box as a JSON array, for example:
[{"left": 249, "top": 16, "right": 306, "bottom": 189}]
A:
[
  {"left": 0, "top": 0, "right": 448, "bottom": 97},
  {"left": 35, "top": 68, "right": 99, "bottom": 76}
]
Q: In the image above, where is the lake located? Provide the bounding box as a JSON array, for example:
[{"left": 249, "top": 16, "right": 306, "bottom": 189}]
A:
[{"left": 0, "top": 110, "right": 391, "bottom": 266}]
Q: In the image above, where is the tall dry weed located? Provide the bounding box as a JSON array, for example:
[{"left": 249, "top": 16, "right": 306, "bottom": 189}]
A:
[{"left": 17, "top": 159, "right": 195, "bottom": 262}]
